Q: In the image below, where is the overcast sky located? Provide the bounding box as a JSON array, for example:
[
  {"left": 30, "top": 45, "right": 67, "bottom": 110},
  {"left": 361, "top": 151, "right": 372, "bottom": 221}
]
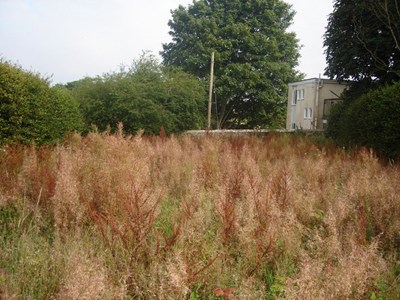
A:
[{"left": 0, "top": 0, "right": 334, "bottom": 84}]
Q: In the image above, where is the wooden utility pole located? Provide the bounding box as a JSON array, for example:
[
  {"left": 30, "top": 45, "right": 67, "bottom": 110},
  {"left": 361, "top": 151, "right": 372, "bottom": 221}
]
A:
[{"left": 207, "top": 51, "right": 215, "bottom": 130}]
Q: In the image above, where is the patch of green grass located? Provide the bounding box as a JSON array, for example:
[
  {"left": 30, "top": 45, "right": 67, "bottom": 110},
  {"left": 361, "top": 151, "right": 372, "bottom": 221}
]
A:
[
  {"left": 155, "top": 196, "right": 177, "bottom": 239},
  {"left": 264, "top": 254, "right": 298, "bottom": 299},
  {"left": 0, "top": 200, "right": 63, "bottom": 299},
  {"left": 371, "top": 260, "right": 400, "bottom": 300}
]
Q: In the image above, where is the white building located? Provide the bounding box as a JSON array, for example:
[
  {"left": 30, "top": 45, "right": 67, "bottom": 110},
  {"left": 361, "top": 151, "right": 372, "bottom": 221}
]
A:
[{"left": 286, "top": 78, "right": 349, "bottom": 130}]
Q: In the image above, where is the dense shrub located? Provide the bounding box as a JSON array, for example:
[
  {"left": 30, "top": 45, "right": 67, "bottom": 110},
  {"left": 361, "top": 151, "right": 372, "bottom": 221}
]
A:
[
  {"left": 69, "top": 54, "right": 207, "bottom": 134},
  {"left": 0, "top": 60, "right": 83, "bottom": 145},
  {"left": 327, "top": 81, "right": 400, "bottom": 159}
]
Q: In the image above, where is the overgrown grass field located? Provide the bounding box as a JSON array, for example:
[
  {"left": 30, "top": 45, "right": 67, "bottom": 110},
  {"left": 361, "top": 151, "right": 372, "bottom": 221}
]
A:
[{"left": 1, "top": 133, "right": 399, "bottom": 299}]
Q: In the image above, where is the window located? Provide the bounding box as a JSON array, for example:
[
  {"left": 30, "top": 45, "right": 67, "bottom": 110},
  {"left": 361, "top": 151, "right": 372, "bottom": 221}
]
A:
[
  {"left": 291, "top": 89, "right": 297, "bottom": 105},
  {"left": 292, "top": 89, "right": 305, "bottom": 105},
  {"left": 296, "top": 89, "right": 305, "bottom": 100},
  {"left": 323, "top": 99, "right": 341, "bottom": 118},
  {"left": 304, "top": 107, "right": 313, "bottom": 120}
]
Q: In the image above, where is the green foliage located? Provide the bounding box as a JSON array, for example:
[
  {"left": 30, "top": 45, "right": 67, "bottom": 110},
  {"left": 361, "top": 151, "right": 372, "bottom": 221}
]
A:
[
  {"left": 161, "top": 0, "right": 302, "bottom": 129},
  {"left": 0, "top": 201, "right": 61, "bottom": 299},
  {"left": 0, "top": 60, "right": 83, "bottom": 145},
  {"left": 324, "top": 1, "right": 400, "bottom": 157},
  {"left": 324, "top": 0, "right": 400, "bottom": 83},
  {"left": 189, "top": 291, "right": 200, "bottom": 300},
  {"left": 155, "top": 197, "right": 176, "bottom": 239},
  {"left": 327, "top": 82, "right": 400, "bottom": 159},
  {"left": 69, "top": 54, "right": 206, "bottom": 134},
  {"left": 0, "top": 202, "right": 20, "bottom": 241},
  {"left": 371, "top": 266, "right": 400, "bottom": 300}
]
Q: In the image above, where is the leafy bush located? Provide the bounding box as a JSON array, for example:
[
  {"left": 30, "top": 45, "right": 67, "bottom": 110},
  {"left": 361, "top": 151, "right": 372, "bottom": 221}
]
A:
[
  {"left": 0, "top": 60, "right": 83, "bottom": 145},
  {"left": 69, "top": 54, "right": 207, "bottom": 134},
  {"left": 327, "top": 81, "right": 400, "bottom": 159}
]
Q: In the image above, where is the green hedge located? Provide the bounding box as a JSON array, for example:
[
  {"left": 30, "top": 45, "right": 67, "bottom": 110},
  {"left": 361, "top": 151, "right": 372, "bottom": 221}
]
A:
[
  {"left": 69, "top": 55, "right": 207, "bottom": 135},
  {"left": 0, "top": 60, "right": 83, "bottom": 145},
  {"left": 327, "top": 82, "right": 400, "bottom": 159}
]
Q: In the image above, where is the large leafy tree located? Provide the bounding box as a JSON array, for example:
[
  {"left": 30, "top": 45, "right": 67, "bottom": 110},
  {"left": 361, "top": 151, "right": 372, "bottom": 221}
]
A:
[
  {"left": 161, "top": 0, "right": 301, "bottom": 129},
  {"left": 0, "top": 60, "right": 83, "bottom": 145},
  {"left": 324, "top": 0, "right": 400, "bottom": 159},
  {"left": 324, "top": 0, "right": 400, "bottom": 83}
]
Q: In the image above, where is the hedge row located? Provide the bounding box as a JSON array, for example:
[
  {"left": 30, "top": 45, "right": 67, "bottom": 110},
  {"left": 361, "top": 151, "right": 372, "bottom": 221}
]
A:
[{"left": 327, "top": 82, "right": 400, "bottom": 159}]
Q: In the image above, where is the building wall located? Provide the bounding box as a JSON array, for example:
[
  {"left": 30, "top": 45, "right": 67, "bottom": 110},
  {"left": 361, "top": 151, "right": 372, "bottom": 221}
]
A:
[{"left": 286, "top": 78, "right": 348, "bottom": 130}]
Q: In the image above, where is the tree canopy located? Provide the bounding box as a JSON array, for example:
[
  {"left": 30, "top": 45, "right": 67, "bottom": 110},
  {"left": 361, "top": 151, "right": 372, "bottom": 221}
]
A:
[
  {"left": 324, "top": 0, "right": 400, "bottom": 83},
  {"left": 324, "top": 0, "right": 400, "bottom": 159},
  {"left": 68, "top": 55, "right": 206, "bottom": 134},
  {"left": 161, "top": 0, "right": 301, "bottom": 129},
  {"left": 0, "top": 60, "right": 83, "bottom": 145}
]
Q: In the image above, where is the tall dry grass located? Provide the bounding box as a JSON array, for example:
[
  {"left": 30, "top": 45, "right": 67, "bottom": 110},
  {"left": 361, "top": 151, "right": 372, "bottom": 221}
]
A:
[{"left": 1, "top": 132, "right": 399, "bottom": 299}]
